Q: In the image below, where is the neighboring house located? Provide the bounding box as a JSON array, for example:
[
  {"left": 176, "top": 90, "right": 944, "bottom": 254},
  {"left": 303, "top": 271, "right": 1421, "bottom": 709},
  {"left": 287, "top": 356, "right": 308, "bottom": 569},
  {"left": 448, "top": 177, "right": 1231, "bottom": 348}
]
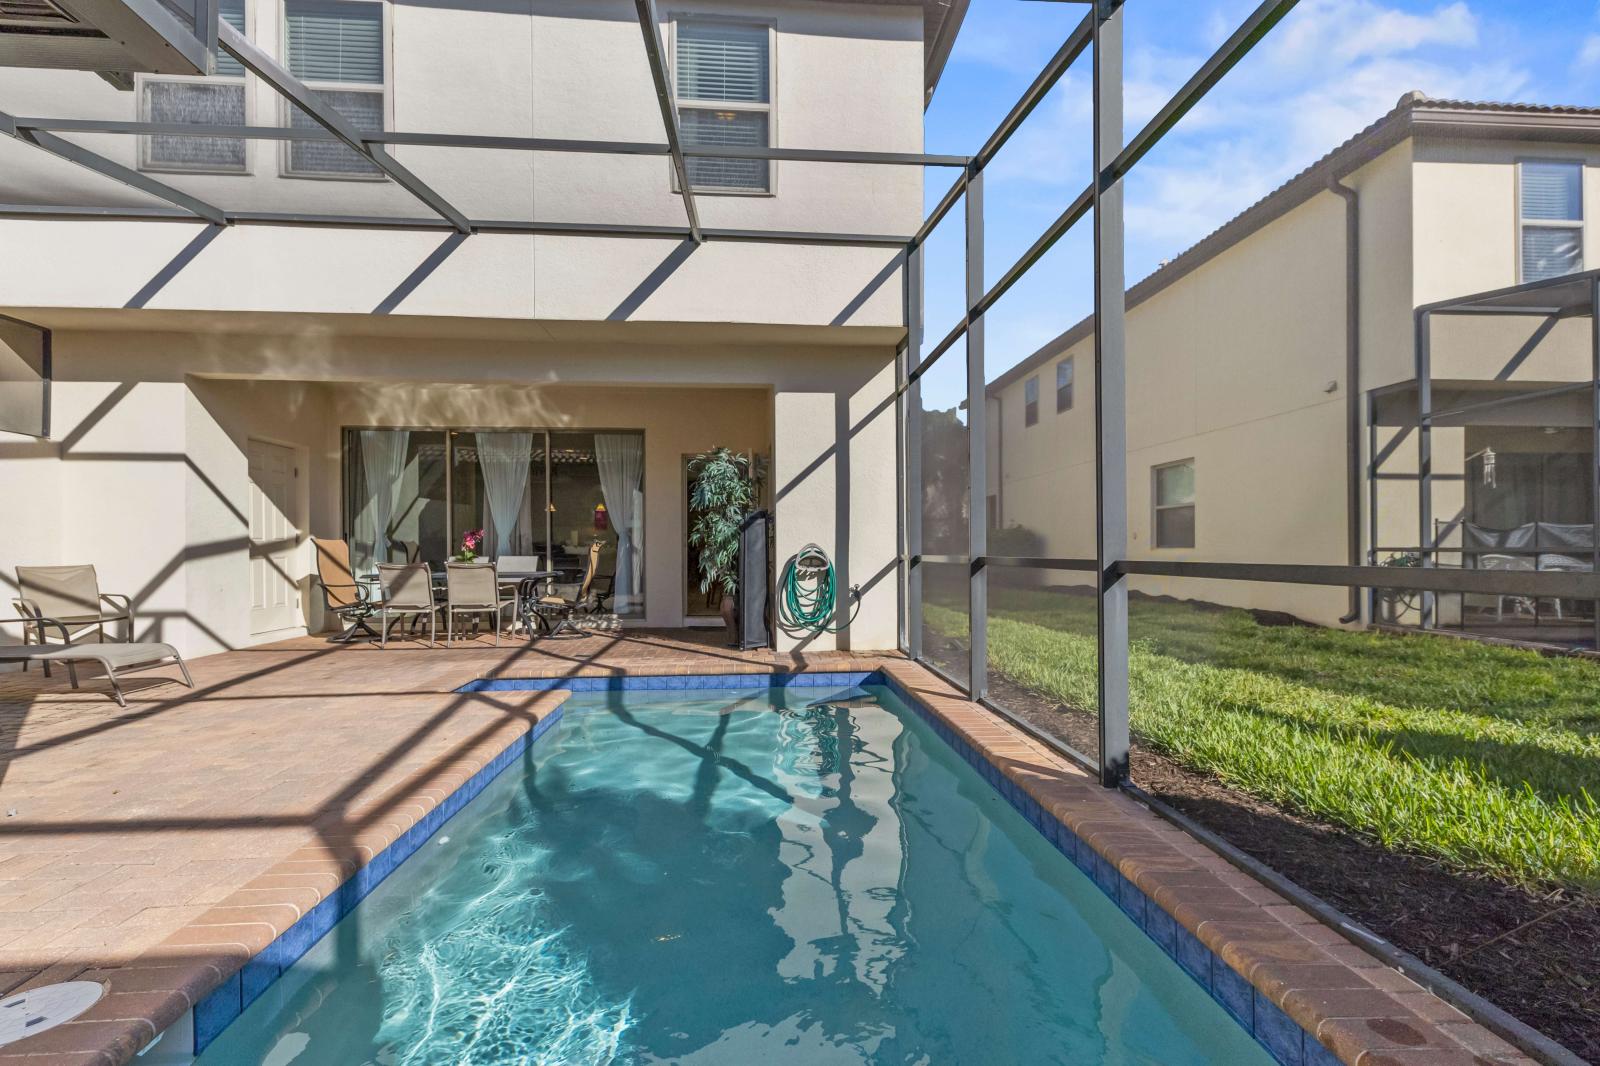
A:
[
  {"left": 0, "top": 0, "right": 968, "bottom": 655},
  {"left": 984, "top": 93, "right": 1600, "bottom": 638}
]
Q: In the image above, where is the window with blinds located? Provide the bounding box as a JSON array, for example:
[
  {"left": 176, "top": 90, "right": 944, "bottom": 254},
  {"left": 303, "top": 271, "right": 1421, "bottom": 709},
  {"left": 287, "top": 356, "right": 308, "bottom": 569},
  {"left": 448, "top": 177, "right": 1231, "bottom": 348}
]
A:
[
  {"left": 1519, "top": 160, "right": 1583, "bottom": 282},
  {"left": 674, "top": 20, "right": 771, "bottom": 192},
  {"left": 283, "top": 0, "right": 384, "bottom": 177},
  {"left": 139, "top": 0, "right": 247, "bottom": 173}
]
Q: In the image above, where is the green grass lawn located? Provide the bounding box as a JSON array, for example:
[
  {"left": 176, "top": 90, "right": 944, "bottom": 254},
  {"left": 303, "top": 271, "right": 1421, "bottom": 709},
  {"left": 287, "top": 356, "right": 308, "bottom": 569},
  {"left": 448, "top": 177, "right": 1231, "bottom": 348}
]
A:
[{"left": 923, "top": 588, "right": 1600, "bottom": 889}]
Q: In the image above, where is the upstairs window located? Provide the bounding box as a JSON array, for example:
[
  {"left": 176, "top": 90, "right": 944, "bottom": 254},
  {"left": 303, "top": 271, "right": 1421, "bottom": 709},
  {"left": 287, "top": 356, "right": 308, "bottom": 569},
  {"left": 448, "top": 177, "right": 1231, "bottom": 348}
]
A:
[
  {"left": 674, "top": 20, "right": 771, "bottom": 193},
  {"left": 1024, "top": 376, "right": 1039, "bottom": 427},
  {"left": 1153, "top": 460, "right": 1196, "bottom": 549},
  {"left": 139, "top": 0, "right": 247, "bottom": 173},
  {"left": 284, "top": 0, "right": 385, "bottom": 178},
  {"left": 1056, "top": 357, "right": 1074, "bottom": 412},
  {"left": 1519, "top": 160, "right": 1583, "bottom": 282}
]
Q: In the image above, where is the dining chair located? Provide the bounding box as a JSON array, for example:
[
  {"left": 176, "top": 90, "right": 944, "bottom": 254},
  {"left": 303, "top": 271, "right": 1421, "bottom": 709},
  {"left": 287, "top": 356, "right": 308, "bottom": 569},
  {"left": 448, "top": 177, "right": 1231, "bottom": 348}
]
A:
[
  {"left": 445, "top": 562, "right": 515, "bottom": 645},
  {"left": 376, "top": 562, "right": 437, "bottom": 647}
]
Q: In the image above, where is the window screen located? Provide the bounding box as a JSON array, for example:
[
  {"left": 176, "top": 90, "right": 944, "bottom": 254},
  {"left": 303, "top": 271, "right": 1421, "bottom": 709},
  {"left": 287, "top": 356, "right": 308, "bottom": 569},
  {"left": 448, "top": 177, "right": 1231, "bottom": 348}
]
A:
[
  {"left": 287, "top": 90, "right": 383, "bottom": 175},
  {"left": 1520, "top": 161, "right": 1583, "bottom": 282},
  {"left": 1024, "top": 376, "right": 1039, "bottom": 427},
  {"left": 284, "top": 0, "right": 384, "bottom": 177},
  {"left": 675, "top": 20, "right": 770, "bottom": 192},
  {"left": 142, "top": 81, "right": 247, "bottom": 171},
  {"left": 140, "top": 0, "right": 246, "bottom": 172}
]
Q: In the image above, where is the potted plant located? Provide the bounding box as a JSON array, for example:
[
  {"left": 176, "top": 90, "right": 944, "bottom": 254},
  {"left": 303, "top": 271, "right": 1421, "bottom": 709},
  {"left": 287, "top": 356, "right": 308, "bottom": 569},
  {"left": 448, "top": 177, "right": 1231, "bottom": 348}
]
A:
[
  {"left": 688, "top": 448, "right": 764, "bottom": 644},
  {"left": 453, "top": 528, "right": 485, "bottom": 563}
]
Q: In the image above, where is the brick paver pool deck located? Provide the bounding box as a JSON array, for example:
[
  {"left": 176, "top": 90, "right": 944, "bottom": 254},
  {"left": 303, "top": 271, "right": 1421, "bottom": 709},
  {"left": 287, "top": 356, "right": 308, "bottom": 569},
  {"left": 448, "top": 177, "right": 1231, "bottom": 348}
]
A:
[{"left": 0, "top": 631, "right": 1534, "bottom": 1065}]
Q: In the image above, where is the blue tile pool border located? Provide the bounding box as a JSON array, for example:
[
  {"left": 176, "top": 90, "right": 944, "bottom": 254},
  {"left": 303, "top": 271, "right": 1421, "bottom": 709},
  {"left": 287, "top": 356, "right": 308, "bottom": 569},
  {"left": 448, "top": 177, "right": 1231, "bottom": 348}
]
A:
[
  {"left": 189, "top": 667, "right": 1332, "bottom": 1065},
  {"left": 874, "top": 671, "right": 1334, "bottom": 1066},
  {"left": 190, "top": 704, "right": 565, "bottom": 1053}
]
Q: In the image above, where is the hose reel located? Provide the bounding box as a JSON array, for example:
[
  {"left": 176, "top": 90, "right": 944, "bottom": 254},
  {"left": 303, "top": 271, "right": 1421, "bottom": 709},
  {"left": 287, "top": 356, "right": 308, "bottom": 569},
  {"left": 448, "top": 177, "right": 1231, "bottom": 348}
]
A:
[{"left": 778, "top": 543, "right": 861, "bottom": 635}]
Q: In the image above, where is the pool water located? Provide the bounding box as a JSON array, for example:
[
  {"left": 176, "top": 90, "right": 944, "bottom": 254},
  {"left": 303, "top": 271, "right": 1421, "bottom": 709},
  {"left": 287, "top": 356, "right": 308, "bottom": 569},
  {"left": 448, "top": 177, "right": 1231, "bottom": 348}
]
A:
[{"left": 195, "top": 685, "right": 1275, "bottom": 1065}]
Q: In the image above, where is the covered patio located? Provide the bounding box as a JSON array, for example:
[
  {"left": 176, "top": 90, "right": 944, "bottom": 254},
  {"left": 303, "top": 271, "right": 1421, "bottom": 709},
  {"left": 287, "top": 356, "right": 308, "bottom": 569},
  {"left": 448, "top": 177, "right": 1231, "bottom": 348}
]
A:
[{"left": 1369, "top": 268, "right": 1600, "bottom": 651}]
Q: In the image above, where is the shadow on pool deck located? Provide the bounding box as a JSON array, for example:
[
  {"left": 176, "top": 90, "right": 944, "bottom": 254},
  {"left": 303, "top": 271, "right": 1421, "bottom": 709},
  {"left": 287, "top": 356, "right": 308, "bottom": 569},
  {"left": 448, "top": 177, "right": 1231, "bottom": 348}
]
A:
[{"left": 0, "top": 629, "right": 891, "bottom": 1065}]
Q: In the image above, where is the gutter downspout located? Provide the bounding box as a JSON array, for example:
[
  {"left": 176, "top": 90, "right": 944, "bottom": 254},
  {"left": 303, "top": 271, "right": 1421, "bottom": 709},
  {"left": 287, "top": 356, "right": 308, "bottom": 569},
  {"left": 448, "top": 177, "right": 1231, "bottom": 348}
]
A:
[{"left": 1330, "top": 175, "right": 1362, "bottom": 624}]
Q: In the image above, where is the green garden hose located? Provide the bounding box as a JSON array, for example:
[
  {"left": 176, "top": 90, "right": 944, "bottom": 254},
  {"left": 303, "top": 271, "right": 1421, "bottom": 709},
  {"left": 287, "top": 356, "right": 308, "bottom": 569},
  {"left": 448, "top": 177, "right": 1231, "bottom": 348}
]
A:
[{"left": 778, "top": 544, "right": 861, "bottom": 634}]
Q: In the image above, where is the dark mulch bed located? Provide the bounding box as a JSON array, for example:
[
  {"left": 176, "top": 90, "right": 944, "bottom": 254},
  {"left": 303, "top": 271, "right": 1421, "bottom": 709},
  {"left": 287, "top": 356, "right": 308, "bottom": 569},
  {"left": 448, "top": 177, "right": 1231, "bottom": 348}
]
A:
[{"left": 921, "top": 636, "right": 1600, "bottom": 1062}]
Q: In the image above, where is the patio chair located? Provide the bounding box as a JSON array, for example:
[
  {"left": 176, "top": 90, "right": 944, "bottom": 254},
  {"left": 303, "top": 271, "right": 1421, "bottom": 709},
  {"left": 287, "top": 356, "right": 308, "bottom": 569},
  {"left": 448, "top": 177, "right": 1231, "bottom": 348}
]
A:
[
  {"left": 444, "top": 562, "right": 515, "bottom": 645},
  {"left": 0, "top": 614, "right": 191, "bottom": 707},
  {"left": 1478, "top": 553, "right": 1538, "bottom": 621},
  {"left": 13, "top": 565, "right": 135, "bottom": 676},
  {"left": 376, "top": 562, "right": 437, "bottom": 647},
  {"left": 312, "top": 537, "right": 381, "bottom": 643},
  {"left": 532, "top": 540, "right": 611, "bottom": 637}
]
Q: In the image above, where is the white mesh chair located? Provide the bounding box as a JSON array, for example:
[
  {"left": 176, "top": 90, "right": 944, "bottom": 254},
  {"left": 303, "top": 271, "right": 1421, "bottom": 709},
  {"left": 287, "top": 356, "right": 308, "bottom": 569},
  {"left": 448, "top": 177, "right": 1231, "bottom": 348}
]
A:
[
  {"left": 1479, "top": 553, "right": 1538, "bottom": 621},
  {"left": 376, "top": 563, "right": 437, "bottom": 647},
  {"left": 444, "top": 562, "right": 514, "bottom": 645}
]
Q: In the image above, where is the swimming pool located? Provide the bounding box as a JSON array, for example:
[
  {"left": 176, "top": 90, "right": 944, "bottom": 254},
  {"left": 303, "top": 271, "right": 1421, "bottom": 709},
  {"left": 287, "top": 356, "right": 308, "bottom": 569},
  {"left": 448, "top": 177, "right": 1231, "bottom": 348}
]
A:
[{"left": 194, "top": 683, "right": 1276, "bottom": 1065}]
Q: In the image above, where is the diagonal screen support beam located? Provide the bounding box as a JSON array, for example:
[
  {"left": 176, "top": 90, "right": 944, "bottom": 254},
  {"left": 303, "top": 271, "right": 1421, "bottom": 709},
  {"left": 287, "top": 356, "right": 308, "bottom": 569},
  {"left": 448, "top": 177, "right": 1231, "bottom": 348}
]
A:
[
  {"left": 217, "top": 21, "right": 471, "bottom": 234},
  {"left": 634, "top": 0, "right": 702, "bottom": 244},
  {"left": 0, "top": 110, "right": 227, "bottom": 225}
]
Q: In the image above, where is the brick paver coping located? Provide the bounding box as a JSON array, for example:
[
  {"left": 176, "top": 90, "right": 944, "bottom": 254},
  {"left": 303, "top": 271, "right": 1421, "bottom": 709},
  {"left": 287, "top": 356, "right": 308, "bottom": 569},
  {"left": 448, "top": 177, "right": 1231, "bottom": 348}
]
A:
[
  {"left": 0, "top": 632, "right": 1535, "bottom": 1064},
  {"left": 878, "top": 661, "right": 1536, "bottom": 1066}
]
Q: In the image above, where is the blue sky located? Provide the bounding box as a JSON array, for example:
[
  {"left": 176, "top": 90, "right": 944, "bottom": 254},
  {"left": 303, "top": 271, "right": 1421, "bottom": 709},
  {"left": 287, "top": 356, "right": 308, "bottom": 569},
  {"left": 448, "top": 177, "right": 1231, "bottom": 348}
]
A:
[{"left": 916, "top": 0, "right": 1600, "bottom": 409}]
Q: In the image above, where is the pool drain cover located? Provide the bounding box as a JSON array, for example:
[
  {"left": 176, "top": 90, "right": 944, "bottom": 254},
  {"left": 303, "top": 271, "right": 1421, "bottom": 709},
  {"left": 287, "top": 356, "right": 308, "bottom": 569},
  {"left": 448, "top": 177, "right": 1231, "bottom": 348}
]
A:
[{"left": 0, "top": 981, "right": 104, "bottom": 1047}]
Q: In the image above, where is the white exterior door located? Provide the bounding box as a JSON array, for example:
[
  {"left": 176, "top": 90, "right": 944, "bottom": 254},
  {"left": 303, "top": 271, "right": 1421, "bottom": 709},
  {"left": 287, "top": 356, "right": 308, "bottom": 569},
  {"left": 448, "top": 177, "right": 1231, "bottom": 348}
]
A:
[{"left": 248, "top": 439, "right": 301, "bottom": 635}]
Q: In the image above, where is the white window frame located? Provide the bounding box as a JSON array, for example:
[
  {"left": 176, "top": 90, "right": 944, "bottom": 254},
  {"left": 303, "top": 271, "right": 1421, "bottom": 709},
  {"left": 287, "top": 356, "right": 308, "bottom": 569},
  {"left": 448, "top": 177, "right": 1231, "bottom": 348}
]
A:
[
  {"left": 1152, "top": 459, "right": 1196, "bottom": 550},
  {"left": 1056, "top": 356, "right": 1074, "bottom": 413},
  {"left": 278, "top": 0, "right": 392, "bottom": 182},
  {"left": 667, "top": 12, "right": 777, "bottom": 197},
  {"left": 1023, "top": 375, "right": 1039, "bottom": 427},
  {"left": 136, "top": 0, "right": 252, "bottom": 176},
  {"left": 1516, "top": 158, "right": 1585, "bottom": 284}
]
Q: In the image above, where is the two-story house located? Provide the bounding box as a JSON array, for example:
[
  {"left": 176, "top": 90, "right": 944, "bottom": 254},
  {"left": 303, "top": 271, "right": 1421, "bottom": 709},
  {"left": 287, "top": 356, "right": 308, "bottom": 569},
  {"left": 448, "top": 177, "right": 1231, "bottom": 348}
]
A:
[
  {"left": 0, "top": 0, "right": 968, "bottom": 655},
  {"left": 984, "top": 93, "right": 1600, "bottom": 646}
]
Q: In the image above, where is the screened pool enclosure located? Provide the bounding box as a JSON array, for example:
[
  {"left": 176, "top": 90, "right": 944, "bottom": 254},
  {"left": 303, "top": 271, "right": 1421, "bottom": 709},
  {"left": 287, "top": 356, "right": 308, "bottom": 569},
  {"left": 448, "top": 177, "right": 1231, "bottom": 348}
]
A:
[{"left": 5, "top": 0, "right": 1600, "bottom": 782}]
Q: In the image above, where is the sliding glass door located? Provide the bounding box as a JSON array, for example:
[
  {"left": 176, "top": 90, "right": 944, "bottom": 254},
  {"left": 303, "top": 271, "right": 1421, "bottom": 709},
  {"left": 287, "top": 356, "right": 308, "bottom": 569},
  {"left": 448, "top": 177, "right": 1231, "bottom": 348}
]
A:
[{"left": 342, "top": 427, "right": 644, "bottom": 617}]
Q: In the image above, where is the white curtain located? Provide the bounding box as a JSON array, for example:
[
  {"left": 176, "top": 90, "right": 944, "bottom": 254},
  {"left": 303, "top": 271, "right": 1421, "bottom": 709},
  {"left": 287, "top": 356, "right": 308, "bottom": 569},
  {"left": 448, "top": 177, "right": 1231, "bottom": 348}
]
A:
[
  {"left": 357, "top": 429, "right": 409, "bottom": 576},
  {"left": 595, "top": 433, "right": 644, "bottom": 613},
  {"left": 476, "top": 431, "right": 535, "bottom": 557}
]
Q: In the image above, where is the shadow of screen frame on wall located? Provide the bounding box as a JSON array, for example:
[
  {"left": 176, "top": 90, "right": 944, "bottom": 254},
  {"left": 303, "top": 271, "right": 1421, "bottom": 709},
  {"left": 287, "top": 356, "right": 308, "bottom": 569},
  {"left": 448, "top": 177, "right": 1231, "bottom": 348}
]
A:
[{"left": 0, "top": 311, "right": 49, "bottom": 439}]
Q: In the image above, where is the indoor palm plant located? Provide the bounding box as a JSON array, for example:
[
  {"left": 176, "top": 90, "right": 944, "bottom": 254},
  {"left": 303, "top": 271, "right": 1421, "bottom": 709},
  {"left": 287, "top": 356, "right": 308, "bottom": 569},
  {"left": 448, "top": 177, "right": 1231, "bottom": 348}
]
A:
[{"left": 688, "top": 448, "right": 765, "bottom": 641}]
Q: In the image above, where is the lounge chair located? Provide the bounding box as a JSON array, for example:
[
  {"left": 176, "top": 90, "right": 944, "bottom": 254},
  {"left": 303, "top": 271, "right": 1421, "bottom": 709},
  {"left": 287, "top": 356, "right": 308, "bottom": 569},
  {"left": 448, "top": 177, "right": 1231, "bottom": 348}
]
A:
[
  {"left": 444, "top": 562, "right": 514, "bottom": 645},
  {"left": 376, "top": 562, "right": 437, "bottom": 647},
  {"left": 13, "top": 565, "right": 135, "bottom": 667},
  {"left": 532, "top": 540, "right": 611, "bottom": 636},
  {"left": 312, "top": 537, "right": 381, "bottom": 643},
  {"left": 0, "top": 615, "right": 192, "bottom": 707}
]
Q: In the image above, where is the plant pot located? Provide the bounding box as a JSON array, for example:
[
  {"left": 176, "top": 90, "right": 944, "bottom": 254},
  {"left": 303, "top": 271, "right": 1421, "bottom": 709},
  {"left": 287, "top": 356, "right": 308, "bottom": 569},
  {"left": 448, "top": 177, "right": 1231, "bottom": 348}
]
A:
[{"left": 721, "top": 594, "right": 738, "bottom": 646}]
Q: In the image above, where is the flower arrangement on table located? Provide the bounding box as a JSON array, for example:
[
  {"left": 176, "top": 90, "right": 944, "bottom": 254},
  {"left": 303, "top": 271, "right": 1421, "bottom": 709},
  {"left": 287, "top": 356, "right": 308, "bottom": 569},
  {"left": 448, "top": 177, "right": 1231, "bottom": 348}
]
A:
[{"left": 453, "top": 528, "right": 485, "bottom": 562}]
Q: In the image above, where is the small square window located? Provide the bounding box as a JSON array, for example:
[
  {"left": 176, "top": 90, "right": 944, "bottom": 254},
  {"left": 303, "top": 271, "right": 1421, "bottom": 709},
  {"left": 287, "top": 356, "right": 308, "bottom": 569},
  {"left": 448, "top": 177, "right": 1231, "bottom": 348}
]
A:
[
  {"left": 1024, "top": 376, "right": 1039, "bottom": 427},
  {"left": 141, "top": 80, "right": 247, "bottom": 173},
  {"left": 1056, "top": 357, "right": 1074, "bottom": 413},
  {"left": 1153, "top": 460, "right": 1195, "bottom": 549}
]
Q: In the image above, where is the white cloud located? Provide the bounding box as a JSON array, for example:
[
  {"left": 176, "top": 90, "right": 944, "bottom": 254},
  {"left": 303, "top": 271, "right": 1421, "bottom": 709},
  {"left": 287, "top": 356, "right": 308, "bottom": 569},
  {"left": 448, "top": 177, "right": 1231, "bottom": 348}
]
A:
[
  {"left": 1112, "top": 1, "right": 1525, "bottom": 264},
  {"left": 1269, "top": 0, "right": 1478, "bottom": 67},
  {"left": 1576, "top": 33, "right": 1600, "bottom": 71}
]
